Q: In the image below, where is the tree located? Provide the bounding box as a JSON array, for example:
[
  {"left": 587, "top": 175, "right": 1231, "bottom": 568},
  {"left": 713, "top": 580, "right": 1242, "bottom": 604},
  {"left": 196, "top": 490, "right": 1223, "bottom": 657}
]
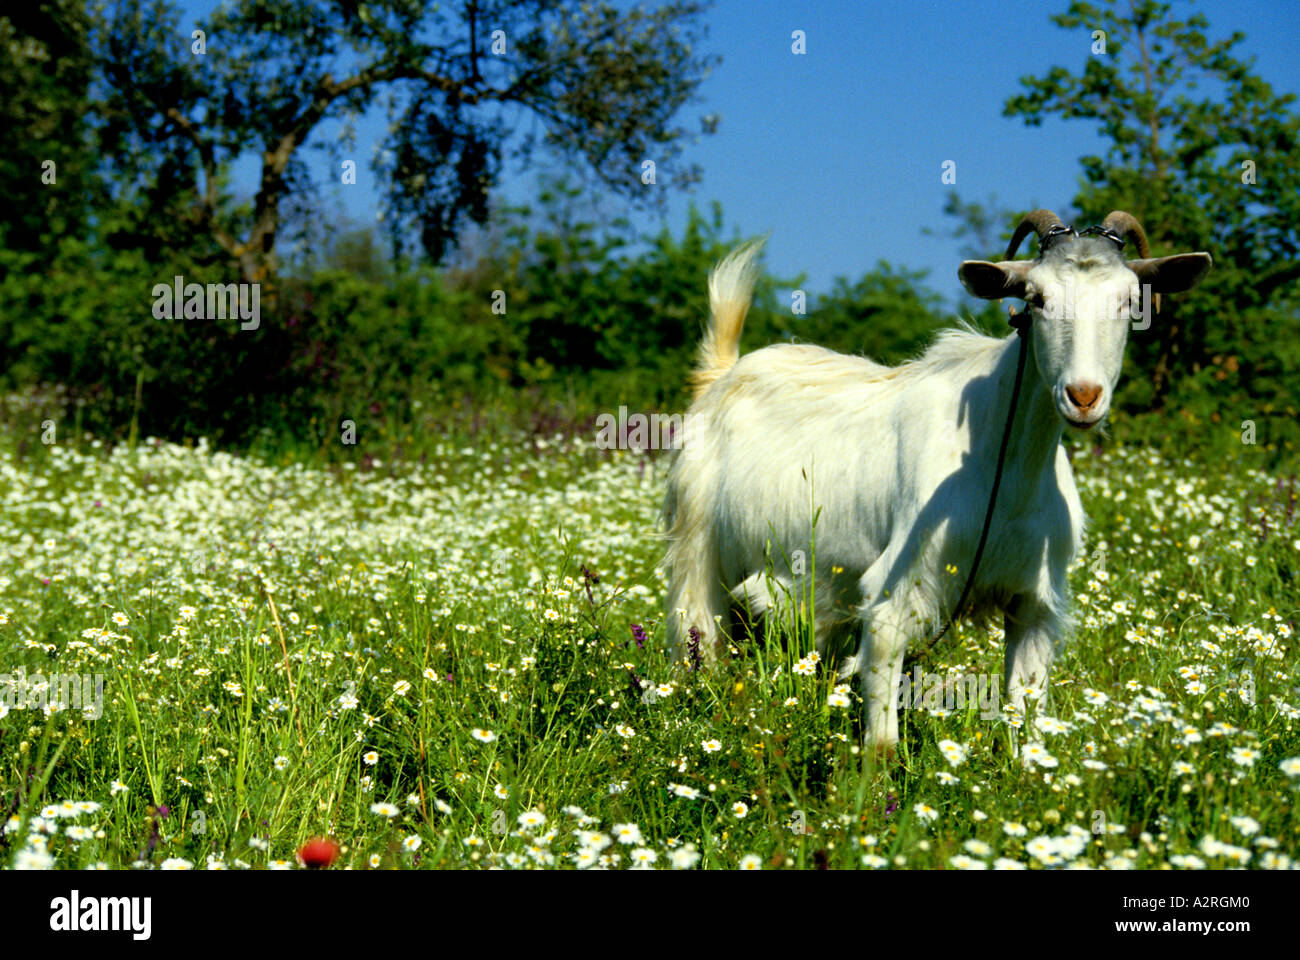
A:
[
  {"left": 93, "top": 0, "right": 720, "bottom": 283},
  {"left": 1003, "top": 0, "right": 1300, "bottom": 411},
  {"left": 0, "top": 2, "right": 100, "bottom": 265},
  {"left": 924, "top": 191, "right": 1010, "bottom": 262},
  {"left": 798, "top": 263, "right": 946, "bottom": 366}
]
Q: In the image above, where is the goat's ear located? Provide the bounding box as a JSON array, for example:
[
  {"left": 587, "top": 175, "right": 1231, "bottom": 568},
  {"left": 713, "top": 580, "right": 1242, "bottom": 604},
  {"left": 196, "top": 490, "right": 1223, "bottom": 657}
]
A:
[
  {"left": 1128, "top": 252, "right": 1213, "bottom": 293},
  {"left": 958, "top": 260, "right": 1032, "bottom": 300}
]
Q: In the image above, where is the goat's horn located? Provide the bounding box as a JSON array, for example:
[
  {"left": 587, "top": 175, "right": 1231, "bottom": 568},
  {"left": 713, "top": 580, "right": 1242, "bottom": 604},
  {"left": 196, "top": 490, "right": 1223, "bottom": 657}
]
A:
[
  {"left": 1005, "top": 209, "right": 1065, "bottom": 260},
  {"left": 1104, "top": 210, "right": 1159, "bottom": 313},
  {"left": 1100, "top": 211, "right": 1152, "bottom": 259}
]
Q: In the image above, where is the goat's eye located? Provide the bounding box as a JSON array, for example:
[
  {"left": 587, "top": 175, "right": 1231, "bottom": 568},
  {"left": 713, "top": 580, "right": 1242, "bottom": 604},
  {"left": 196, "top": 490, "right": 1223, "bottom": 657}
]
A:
[{"left": 1025, "top": 291, "right": 1046, "bottom": 309}]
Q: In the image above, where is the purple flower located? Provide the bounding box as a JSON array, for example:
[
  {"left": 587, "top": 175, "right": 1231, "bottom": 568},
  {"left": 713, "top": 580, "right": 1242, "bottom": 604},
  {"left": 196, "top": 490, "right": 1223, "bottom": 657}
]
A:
[
  {"left": 687, "top": 627, "right": 702, "bottom": 672},
  {"left": 629, "top": 623, "right": 647, "bottom": 649},
  {"left": 580, "top": 564, "right": 599, "bottom": 606}
]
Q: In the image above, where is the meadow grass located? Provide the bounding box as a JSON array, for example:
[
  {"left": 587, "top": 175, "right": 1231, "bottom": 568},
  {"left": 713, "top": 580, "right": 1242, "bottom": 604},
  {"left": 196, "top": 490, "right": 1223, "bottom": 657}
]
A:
[{"left": 1, "top": 419, "right": 1298, "bottom": 870}]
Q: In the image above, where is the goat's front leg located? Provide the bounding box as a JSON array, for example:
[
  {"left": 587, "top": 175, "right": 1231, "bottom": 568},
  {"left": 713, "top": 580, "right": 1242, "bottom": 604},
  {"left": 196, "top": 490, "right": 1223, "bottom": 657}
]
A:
[
  {"left": 854, "top": 601, "right": 912, "bottom": 758},
  {"left": 1002, "top": 593, "right": 1061, "bottom": 717}
]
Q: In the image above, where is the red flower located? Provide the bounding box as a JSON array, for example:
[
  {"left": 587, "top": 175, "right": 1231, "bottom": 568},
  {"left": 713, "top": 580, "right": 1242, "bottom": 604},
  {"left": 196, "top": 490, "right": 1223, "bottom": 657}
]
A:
[{"left": 298, "top": 837, "right": 340, "bottom": 869}]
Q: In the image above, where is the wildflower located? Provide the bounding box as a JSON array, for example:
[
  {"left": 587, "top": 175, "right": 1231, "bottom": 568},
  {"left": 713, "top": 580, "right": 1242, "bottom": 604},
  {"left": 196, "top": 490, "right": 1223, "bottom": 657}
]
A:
[
  {"left": 1021, "top": 743, "right": 1058, "bottom": 768},
  {"left": 613, "top": 823, "right": 643, "bottom": 845},
  {"left": 937, "top": 739, "right": 967, "bottom": 767},
  {"left": 576, "top": 830, "right": 612, "bottom": 851},
  {"left": 14, "top": 848, "right": 55, "bottom": 870},
  {"left": 1034, "top": 716, "right": 1072, "bottom": 736},
  {"left": 1229, "top": 816, "right": 1260, "bottom": 836},
  {"left": 1025, "top": 837, "right": 1059, "bottom": 865},
  {"left": 670, "top": 845, "right": 702, "bottom": 869},
  {"left": 517, "top": 810, "right": 547, "bottom": 830},
  {"left": 912, "top": 802, "right": 939, "bottom": 823},
  {"left": 739, "top": 854, "right": 762, "bottom": 870},
  {"left": 630, "top": 848, "right": 657, "bottom": 868},
  {"left": 298, "top": 838, "right": 340, "bottom": 869},
  {"left": 1230, "top": 747, "right": 1259, "bottom": 767}
]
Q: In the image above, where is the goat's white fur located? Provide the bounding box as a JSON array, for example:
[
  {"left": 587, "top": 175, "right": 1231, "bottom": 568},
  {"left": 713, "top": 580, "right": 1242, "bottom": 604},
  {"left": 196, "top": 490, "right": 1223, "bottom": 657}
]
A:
[{"left": 660, "top": 239, "right": 1151, "bottom": 750}]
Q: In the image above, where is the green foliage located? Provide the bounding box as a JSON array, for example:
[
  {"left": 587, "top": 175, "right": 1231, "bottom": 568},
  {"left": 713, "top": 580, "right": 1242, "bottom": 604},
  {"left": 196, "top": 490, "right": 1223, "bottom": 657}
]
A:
[
  {"left": 4, "top": 0, "right": 1295, "bottom": 471},
  {"left": 1001, "top": 0, "right": 1300, "bottom": 452},
  {"left": 0, "top": 238, "right": 405, "bottom": 446},
  {"left": 0, "top": 3, "right": 99, "bottom": 263},
  {"left": 793, "top": 262, "right": 947, "bottom": 366}
]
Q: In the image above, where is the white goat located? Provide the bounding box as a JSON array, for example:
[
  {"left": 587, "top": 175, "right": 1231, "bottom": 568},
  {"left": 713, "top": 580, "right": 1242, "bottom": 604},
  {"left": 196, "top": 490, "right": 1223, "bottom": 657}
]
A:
[{"left": 662, "top": 210, "right": 1211, "bottom": 753}]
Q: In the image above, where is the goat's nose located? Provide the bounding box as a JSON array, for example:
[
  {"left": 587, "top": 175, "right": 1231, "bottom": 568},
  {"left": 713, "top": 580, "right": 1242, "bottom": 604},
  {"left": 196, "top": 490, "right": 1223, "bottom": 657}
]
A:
[{"left": 1065, "top": 382, "right": 1103, "bottom": 412}]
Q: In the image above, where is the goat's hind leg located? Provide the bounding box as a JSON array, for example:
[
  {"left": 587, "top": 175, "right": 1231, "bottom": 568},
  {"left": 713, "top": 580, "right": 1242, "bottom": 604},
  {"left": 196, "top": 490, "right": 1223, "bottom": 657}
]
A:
[{"left": 664, "top": 537, "right": 730, "bottom": 668}]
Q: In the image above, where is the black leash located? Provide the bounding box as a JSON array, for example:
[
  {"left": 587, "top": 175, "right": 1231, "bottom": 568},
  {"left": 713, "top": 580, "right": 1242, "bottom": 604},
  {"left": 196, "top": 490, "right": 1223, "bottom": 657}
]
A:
[{"left": 901, "top": 310, "right": 1032, "bottom": 672}]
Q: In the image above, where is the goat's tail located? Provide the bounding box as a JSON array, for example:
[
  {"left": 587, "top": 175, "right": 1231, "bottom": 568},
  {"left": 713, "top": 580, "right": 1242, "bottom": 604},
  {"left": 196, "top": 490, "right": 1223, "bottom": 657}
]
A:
[{"left": 688, "top": 238, "right": 765, "bottom": 401}]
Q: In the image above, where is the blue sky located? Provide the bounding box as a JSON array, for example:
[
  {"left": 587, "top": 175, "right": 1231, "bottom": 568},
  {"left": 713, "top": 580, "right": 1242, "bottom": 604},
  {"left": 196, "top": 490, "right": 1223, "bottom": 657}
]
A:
[{"left": 184, "top": 0, "right": 1300, "bottom": 307}]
